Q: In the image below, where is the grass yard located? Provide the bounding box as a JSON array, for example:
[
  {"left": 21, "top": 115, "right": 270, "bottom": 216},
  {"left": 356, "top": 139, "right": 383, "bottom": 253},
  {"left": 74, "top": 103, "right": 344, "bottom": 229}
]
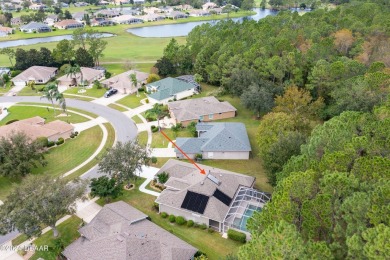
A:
[
  {"left": 16, "top": 103, "right": 99, "bottom": 118},
  {"left": 116, "top": 93, "right": 146, "bottom": 108},
  {"left": 137, "top": 131, "right": 148, "bottom": 147},
  {"left": 0, "top": 105, "right": 89, "bottom": 125},
  {"left": 63, "top": 87, "right": 106, "bottom": 98},
  {"left": 30, "top": 216, "right": 83, "bottom": 260},
  {"left": 152, "top": 128, "right": 193, "bottom": 148},
  {"left": 0, "top": 176, "right": 17, "bottom": 200},
  {"left": 31, "top": 126, "right": 103, "bottom": 178},
  {"left": 108, "top": 103, "right": 128, "bottom": 112},
  {"left": 97, "top": 178, "right": 242, "bottom": 260},
  {"left": 131, "top": 115, "right": 143, "bottom": 124},
  {"left": 63, "top": 123, "right": 115, "bottom": 181}
]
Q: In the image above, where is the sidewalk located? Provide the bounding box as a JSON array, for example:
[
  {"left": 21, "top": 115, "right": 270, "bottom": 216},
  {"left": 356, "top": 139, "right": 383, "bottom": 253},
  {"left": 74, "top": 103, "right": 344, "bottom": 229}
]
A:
[
  {"left": 150, "top": 148, "right": 176, "bottom": 158},
  {"left": 72, "top": 116, "right": 108, "bottom": 132},
  {"left": 136, "top": 165, "right": 161, "bottom": 197},
  {"left": 91, "top": 93, "right": 127, "bottom": 106}
]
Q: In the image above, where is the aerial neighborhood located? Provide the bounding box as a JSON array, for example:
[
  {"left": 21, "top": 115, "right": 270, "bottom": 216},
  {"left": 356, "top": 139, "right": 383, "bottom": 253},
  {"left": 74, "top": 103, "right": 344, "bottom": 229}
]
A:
[{"left": 0, "top": 0, "right": 389, "bottom": 260}]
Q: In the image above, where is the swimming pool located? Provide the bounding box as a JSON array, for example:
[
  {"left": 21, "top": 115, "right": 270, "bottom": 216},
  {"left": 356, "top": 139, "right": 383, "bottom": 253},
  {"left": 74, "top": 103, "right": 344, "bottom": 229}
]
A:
[{"left": 232, "top": 204, "right": 262, "bottom": 232}]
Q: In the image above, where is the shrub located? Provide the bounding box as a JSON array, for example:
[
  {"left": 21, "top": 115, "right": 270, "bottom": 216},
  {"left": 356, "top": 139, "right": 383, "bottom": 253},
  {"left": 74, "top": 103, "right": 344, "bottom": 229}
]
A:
[
  {"left": 157, "top": 171, "right": 169, "bottom": 184},
  {"left": 104, "top": 71, "right": 111, "bottom": 78},
  {"left": 2, "top": 73, "right": 10, "bottom": 82},
  {"left": 35, "top": 137, "right": 48, "bottom": 148},
  {"left": 70, "top": 133, "right": 75, "bottom": 138},
  {"left": 187, "top": 121, "right": 197, "bottom": 137},
  {"left": 56, "top": 137, "right": 64, "bottom": 145},
  {"left": 151, "top": 156, "right": 157, "bottom": 164},
  {"left": 168, "top": 215, "right": 176, "bottom": 223},
  {"left": 200, "top": 224, "right": 207, "bottom": 230},
  {"left": 60, "top": 64, "right": 71, "bottom": 73},
  {"left": 193, "top": 222, "right": 200, "bottom": 228},
  {"left": 187, "top": 220, "right": 194, "bottom": 227},
  {"left": 208, "top": 228, "right": 215, "bottom": 233},
  {"left": 175, "top": 216, "right": 186, "bottom": 225},
  {"left": 161, "top": 212, "right": 168, "bottom": 218},
  {"left": 151, "top": 125, "right": 159, "bottom": 133},
  {"left": 153, "top": 202, "right": 159, "bottom": 211},
  {"left": 138, "top": 87, "right": 144, "bottom": 92},
  {"left": 74, "top": 131, "right": 79, "bottom": 136},
  {"left": 5, "top": 119, "right": 19, "bottom": 125},
  {"left": 47, "top": 141, "right": 55, "bottom": 147},
  {"left": 195, "top": 153, "right": 203, "bottom": 161},
  {"left": 11, "top": 70, "right": 21, "bottom": 77},
  {"left": 145, "top": 98, "right": 149, "bottom": 104},
  {"left": 227, "top": 229, "right": 246, "bottom": 243}
]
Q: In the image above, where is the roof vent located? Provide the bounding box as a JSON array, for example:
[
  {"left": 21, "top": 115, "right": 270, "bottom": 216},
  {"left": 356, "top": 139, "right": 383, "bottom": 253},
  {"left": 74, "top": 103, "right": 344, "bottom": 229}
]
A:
[
  {"left": 116, "top": 235, "right": 124, "bottom": 242},
  {"left": 200, "top": 181, "right": 204, "bottom": 185},
  {"left": 207, "top": 173, "right": 221, "bottom": 185}
]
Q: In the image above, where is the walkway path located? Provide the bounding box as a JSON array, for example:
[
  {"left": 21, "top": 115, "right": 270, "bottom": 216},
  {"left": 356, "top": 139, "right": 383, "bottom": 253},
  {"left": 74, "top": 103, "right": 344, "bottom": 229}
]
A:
[
  {"left": 92, "top": 93, "right": 127, "bottom": 106},
  {"left": 136, "top": 166, "right": 161, "bottom": 197}
]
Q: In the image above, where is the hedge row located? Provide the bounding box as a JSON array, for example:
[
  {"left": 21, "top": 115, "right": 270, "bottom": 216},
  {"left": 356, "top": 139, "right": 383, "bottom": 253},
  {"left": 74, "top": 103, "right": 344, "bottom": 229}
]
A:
[{"left": 227, "top": 229, "right": 246, "bottom": 243}]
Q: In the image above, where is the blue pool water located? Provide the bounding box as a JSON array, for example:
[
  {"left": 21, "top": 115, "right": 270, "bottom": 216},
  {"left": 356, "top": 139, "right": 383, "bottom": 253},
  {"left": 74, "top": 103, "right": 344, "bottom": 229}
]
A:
[{"left": 233, "top": 204, "right": 262, "bottom": 232}]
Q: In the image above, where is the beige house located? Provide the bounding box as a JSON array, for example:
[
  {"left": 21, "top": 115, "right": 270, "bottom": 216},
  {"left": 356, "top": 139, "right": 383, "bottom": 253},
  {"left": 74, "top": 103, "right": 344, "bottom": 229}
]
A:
[
  {"left": 57, "top": 67, "right": 105, "bottom": 87},
  {"left": 11, "top": 66, "right": 57, "bottom": 87},
  {"left": 101, "top": 70, "right": 149, "bottom": 94},
  {"left": 168, "top": 96, "right": 236, "bottom": 126},
  {"left": 155, "top": 160, "right": 266, "bottom": 233},
  {"left": 54, "top": 19, "right": 84, "bottom": 29},
  {"left": 63, "top": 201, "right": 197, "bottom": 260},
  {"left": 0, "top": 116, "right": 74, "bottom": 142}
]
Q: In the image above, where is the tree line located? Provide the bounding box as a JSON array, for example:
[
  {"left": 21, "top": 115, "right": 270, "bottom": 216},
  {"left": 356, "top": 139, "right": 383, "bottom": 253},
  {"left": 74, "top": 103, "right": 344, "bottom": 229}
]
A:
[{"left": 1, "top": 27, "right": 107, "bottom": 71}]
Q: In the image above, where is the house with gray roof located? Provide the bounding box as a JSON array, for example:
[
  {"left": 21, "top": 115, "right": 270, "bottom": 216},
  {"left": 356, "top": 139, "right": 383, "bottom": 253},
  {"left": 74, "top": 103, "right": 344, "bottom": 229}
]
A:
[
  {"left": 11, "top": 66, "right": 57, "bottom": 87},
  {"left": 155, "top": 160, "right": 268, "bottom": 234},
  {"left": 168, "top": 96, "right": 237, "bottom": 126},
  {"left": 101, "top": 70, "right": 149, "bottom": 94},
  {"left": 63, "top": 201, "right": 197, "bottom": 260},
  {"left": 20, "top": 22, "right": 51, "bottom": 33},
  {"left": 175, "top": 122, "right": 251, "bottom": 160},
  {"left": 146, "top": 77, "right": 197, "bottom": 104}
]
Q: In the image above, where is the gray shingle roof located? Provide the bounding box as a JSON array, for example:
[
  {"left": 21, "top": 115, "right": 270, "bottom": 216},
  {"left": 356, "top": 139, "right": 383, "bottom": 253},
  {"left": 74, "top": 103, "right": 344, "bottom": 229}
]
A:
[
  {"left": 147, "top": 77, "right": 196, "bottom": 101},
  {"left": 63, "top": 201, "right": 197, "bottom": 260},
  {"left": 175, "top": 122, "right": 251, "bottom": 153},
  {"left": 155, "top": 159, "right": 255, "bottom": 222},
  {"left": 168, "top": 96, "right": 236, "bottom": 122},
  {"left": 20, "top": 22, "right": 50, "bottom": 31}
]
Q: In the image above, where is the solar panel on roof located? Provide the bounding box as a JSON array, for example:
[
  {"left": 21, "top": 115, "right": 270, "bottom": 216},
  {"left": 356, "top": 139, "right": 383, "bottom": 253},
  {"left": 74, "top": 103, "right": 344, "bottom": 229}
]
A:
[
  {"left": 213, "top": 189, "right": 232, "bottom": 206},
  {"left": 181, "top": 191, "right": 209, "bottom": 214},
  {"left": 207, "top": 173, "right": 221, "bottom": 185}
]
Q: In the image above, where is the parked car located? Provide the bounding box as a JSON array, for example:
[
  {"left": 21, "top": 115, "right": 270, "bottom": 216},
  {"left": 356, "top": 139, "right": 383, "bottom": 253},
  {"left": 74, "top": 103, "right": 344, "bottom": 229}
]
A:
[{"left": 104, "top": 88, "right": 118, "bottom": 98}]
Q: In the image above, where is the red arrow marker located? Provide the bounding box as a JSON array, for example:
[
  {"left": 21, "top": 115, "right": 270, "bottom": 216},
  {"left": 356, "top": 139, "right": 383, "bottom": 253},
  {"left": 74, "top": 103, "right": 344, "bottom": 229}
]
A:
[{"left": 160, "top": 130, "right": 206, "bottom": 175}]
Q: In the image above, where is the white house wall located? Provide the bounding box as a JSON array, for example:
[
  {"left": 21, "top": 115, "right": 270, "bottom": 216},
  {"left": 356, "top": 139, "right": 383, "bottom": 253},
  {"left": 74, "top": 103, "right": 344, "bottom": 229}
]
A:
[
  {"left": 159, "top": 204, "right": 209, "bottom": 225},
  {"left": 202, "top": 151, "right": 250, "bottom": 160}
]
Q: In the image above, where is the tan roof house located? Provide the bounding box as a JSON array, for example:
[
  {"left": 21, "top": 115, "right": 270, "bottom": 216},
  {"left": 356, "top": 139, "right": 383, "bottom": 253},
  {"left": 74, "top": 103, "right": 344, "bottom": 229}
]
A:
[
  {"left": 57, "top": 67, "right": 105, "bottom": 87},
  {"left": 155, "top": 160, "right": 270, "bottom": 234},
  {"left": 0, "top": 26, "right": 14, "bottom": 35},
  {"left": 11, "top": 66, "right": 57, "bottom": 87},
  {"left": 168, "top": 96, "right": 236, "bottom": 126},
  {"left": 54, "top": 19, "right": 84, "bottom": 29},
  {"left": 0, "top": 116, "right": 74, "bottom": 142},
  {"left": 101, "top": 70, "right": 149, "bottom": 94},
  {"left": 63, "top": 201, "right": 198, "bottom": 260}
]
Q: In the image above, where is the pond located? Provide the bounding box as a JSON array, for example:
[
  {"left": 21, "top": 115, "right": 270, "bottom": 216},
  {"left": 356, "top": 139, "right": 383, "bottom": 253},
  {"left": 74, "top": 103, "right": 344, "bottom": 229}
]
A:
[
  {"left": 126, "top": 8, "right": 278, "bottom": 38},
  {"left": 0, "top": 33, "right": 114, "bottom": 48}
]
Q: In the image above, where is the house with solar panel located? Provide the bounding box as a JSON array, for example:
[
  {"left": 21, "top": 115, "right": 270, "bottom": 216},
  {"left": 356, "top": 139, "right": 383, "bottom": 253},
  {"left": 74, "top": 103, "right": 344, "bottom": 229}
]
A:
[
  {"left": 155, "top": 160, "right": 271, "bottom": 234},
  {"left": 175, "top": 122, "right": 251, "bottom": 160}
]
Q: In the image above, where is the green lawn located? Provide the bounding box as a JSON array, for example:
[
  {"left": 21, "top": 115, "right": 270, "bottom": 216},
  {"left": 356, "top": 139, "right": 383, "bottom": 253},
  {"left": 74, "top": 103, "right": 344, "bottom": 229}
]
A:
[
  {"left": 131, "top": 115, "right": 143, "bottom": 124},
  {"left": 63, "top": 87, "right": 106, "bottom": 98},
  {"left": 116, "top": 93, "right": 146, "bottom": 109},
  {"left": 31, "top": 126, "right": 103, "bottom": 178},
  {"left": 30, "top": 216, "right": 83, "bottom": 260},
  {"left": 97, "top": 179, "right": 242, "bottom": 260},
  {"left": 17, "top": 86, "right": 45, "bottom": 96},
  {"left": 0, "top": 176, "right": 17, "bottom": 201},
  {"left": 64, "top": 123, "right": 115, "bottom": 181},
  {"left": 108, "top": 103, "right": 128, "bottom": 112},
  {"left": 152, "top": 128, "right": 193, "bottom": 148},
  {"left": 16, "top": 103, "right": 99, "bottom": 118},
  {"left": 137, "top": 131, "right": 148, "bottom": 147},
  {"left": 0, "top": 105, "right": 89, "bottom": 125}
]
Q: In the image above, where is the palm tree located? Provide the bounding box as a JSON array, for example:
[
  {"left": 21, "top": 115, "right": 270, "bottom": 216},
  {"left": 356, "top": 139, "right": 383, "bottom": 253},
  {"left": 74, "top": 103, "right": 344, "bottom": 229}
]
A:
[
  {"left": 129, "top": 72, "right": 139, "bottom": 97},
  {"left": 41, "top": 82, "right": 60, "bottom": 117},
  {"left": 64, "top": 64, "right": 83, "bottom": 88},
  {"left": 55, "top": 91, "right": 67, "bottom": 115}
]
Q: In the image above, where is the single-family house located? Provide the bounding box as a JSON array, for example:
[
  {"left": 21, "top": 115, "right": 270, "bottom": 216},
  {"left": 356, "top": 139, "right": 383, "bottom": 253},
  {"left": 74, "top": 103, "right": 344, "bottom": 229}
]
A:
[
  {"left": 54, "top": 19, "right": 84, "bottom": 29},
  {"left": 91, "top": 18, "right": 113, "bottom": 26},
  {"left": 59, "top": 2, "right": 69, "bottom": 7},
  {"left": 166, "top": 11, "right": 188, "bottom": 19},
  {"left": 98, "top": 0, "right": 110, "bottom": 5},
  {"left": 73, "top": 2, "right": 89, "bottom": 7},
  {"left": 0, "top": 116, "right": 74, "bottom": 142},
  {"left": 10, "top": 17, "right": 22, "bottom": 26},
  {"left": 141, "top": 13, "right": 165, "bottom": 22},
  {"left": 172, "top": 4, "right": 193, "bottom": 11},
  {"left": 96, "top": 9, "right": 121, "bottom": 18},
  {"left": 57, "top": 67, "right": 105, "bottom": 87},
  {"left": 29, "top": 3, "right": 46, "bottom": 10},
  {"left": 20, "top": 22, "right": 51, "bottom": 33},
  {"left": 211, "top": 7, "right": 222, "bottom": 14},
  {"left": 72, "top": 12, "right": 86, "bottom": 22},
  {"left": 176, "top": 75, "right": 201, "bottom": 91},
  {"left": 202, "top": 2, "right": 217, "bottom": 10},
  {"left": 0, "top": 27, "right": 14, "bottom": 36},
  {"left": 101, "top": 70, "right": 149, "bottom": 94},
  {"left": 11, "top": 66, "right": 57, "bottom": 87},
  {"left": 189, "top": 9, "right": 210, "bottom": 17},
  {"left": 146, "top": 77, "right": 197, "bottom": 104},
  {"left": 143, "top": 7, "right": 160, "bottom": 14},
  {"left": 155, "top": 160, "right": 270, "bottom": 234},
  {"left": 111, "top": 15, "right": 143, "bottom": 24},
  {"left": 44, "top": 14, "right": 59, "bottom": 26},
  {"left": 133, "top": 0, "right": 145, "bottom": 3},
  {"left": 175, "top": 122, "right": 251, "bottom": 160},
  {"left": 168, "top": 96, "right": 237, "bottom": 126},
  {"left": 159, "top": 6, "right": 174, "bottom": 13},
  {"left": 62, "top": 201, "right": 198, "bottom": 260}
]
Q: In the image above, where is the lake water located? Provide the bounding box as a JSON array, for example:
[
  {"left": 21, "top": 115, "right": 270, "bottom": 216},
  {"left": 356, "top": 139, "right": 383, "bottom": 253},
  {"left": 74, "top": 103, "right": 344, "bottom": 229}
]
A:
[
  {"left": 0, "top": 33, "right": 114, "bottom": 48},
  {"left": 126, "top": 8, "right": 278, "bottom": 38}
]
